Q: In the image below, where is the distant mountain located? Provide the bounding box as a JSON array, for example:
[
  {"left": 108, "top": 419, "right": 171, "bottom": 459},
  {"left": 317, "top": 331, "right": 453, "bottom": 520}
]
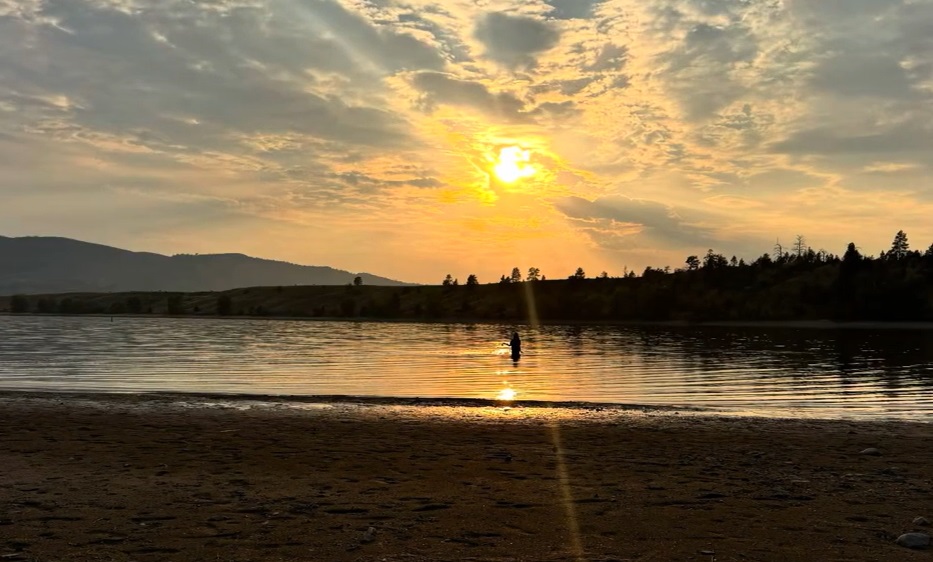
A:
[{"left": 0, "top": 235, "right": 413, "bottom": 294}]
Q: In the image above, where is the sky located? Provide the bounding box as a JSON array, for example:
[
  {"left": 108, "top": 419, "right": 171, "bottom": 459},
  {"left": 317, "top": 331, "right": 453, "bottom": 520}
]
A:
[{"left": 2, "top": 0, "right": 933, "bottom": 283}]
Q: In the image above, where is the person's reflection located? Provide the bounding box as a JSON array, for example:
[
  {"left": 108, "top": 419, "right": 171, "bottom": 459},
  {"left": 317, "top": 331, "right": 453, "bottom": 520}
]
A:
[{"left": 833, "top": 333, "right": 859, "bottom": 378}]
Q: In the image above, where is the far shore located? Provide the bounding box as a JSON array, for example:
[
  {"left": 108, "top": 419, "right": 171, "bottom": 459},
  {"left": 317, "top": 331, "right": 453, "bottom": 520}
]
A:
[
  {"left": 5, "top": 311, "right": 933, "bottom": 330},
  {"left": 2, "top": 392, "right": 932, "bottom": 561}
]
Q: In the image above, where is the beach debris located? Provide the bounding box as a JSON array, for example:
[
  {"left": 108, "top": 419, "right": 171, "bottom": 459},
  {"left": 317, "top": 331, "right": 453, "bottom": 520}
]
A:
[
  {"left": 699, "top": 549, "right": 715, "bottom": 555},
  {"left": 361, "top": 526, "right": 377, "bottom": 543},
  {"left": 859, "top": 448, "right": 881, "bottom": 456},
  {"left": 895, "top": 532, "right": 931, "bottom": 549},
  {"left": 914, "top": 516, "right": 931, "bottom": 527}
]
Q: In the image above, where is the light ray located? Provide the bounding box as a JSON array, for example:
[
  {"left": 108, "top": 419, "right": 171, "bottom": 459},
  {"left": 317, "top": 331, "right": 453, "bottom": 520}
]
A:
[{"left": 549, "top": 422, "right": 585, "bottom": 561}]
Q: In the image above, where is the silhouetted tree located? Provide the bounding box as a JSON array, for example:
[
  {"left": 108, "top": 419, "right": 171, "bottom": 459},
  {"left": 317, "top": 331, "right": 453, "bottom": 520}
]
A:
[
  {"left": 598, "top": 271, "right": 609, "bottom": 279},
  {"left": 773, "top": 240, "right": 784, "bottom": 260},
  {"left": 466, "top": 274, "right": 479, "bottom": 286},
  {"left": 442, "top": 274, "right": 454, "bottom": 286},
  {"left": 570, "top": 267, "right": 586, "bottom": 280},
  {"left": 842, "top": 242, "right": 862, "bottom": 265},
  {"left": 510, "top": 267, "right": 522, "bottom": 283},
  {"left": 217, "top": 295, "right": 233, "bottom": 316},
  {"left": 499, "top": 275, "right": 510, "bottom": 284},
  {"left": 889, "top": 230, "right": 910, "bottom": 260},
  {"left": 10, "top": 295, "right": 28, "bottom": 313},
  {"left": 703, "top": 249, "right": 728, "bottom": 269},
  {"left": 925, "top": 244, "right": 933, "bottom": 259},
  {"left": 837, "top": 242, "right": 863, "bottom": 302},
  {"left": 353, "top": 276, "right": 363, "bottom": 286},
  {"left": 526, "top": 267, "right": 541, "bottom": 281},
  {"left": 685, "top": 255, "right": 700, "bottom": 271},
  {"left": 793, "top": 235, "right": 807, "bottom": 258}
]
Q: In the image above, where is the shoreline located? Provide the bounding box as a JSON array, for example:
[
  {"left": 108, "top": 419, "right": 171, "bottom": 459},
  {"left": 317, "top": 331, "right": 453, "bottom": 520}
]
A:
[
  {"left": 0, "top": 389, "right": 702, "bottom": 414},
  {"left": 2, "top": 390, "right": 930, "bottom": 424},
  {"left": 2, "top": 394, "right": 932, "bottom": 561},
  {"left": 5, "top": 311, "right": 933, "bottom": 330}
]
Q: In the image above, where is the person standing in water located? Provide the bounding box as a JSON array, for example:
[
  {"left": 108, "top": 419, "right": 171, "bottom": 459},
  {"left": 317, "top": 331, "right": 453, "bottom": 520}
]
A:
[{"left": 509, "top": 332, "right": 522, "bottom": 361}]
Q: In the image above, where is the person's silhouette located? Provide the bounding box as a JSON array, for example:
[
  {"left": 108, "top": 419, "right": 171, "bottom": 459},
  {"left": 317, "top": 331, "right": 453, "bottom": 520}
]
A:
[{"left": 509, "top": 332, "right": 522, "bottom": 361}]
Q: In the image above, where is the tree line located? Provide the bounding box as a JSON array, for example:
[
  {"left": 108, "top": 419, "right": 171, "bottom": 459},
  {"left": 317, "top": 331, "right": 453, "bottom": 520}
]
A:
[
  {"left": 426, "top": 230, "right": 933, "bottom": 322},
  {"left": 6, "top": 231, "right": 933, "bottom": 322}
]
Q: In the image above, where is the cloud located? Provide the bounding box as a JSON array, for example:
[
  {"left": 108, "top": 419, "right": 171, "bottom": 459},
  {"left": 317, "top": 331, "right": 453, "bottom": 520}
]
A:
[
  {"left": 544, "top": 0, "right": 607, "bottom": 20},
  {"left": 473, "top": 12, "right": 560, "bottom": 68},
  {"left": 810, "top": 54, "right": 920, "bottom": 100},
  {"left": 555, "top": 196, "right": 718, "bottom": 248},
  {"left": 0, "top": 0, "right": 426, "bottom": 153},
  {"left": 531, "top": 101, "right": 579, "bottom": 118},
  {"left": 771, "top": 122, "right": 933, "bottom": 157},
  {"left": 411, "top": 71, "right": 580, "bottom": 122},
  {"left": 292, "top": 0, "right": 446, "bottom": 73},
  {"left": 658, "top": 21, "right": 758, "bottom": 121},
  {"left": 411, "top": 72, "right": 528, "bottom": 122},
  {"left": 583, "top": 44, "right": 629, "bottom": 72}
]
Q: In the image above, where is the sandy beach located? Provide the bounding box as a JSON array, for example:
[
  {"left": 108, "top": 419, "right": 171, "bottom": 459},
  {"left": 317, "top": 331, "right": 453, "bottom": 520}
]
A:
[{"left": 1, "top": 394, "right": 932, "bottom": 561}]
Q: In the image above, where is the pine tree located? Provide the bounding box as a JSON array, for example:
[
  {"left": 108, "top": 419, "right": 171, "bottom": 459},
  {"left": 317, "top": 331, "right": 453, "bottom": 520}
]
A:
[{"left": 889, "top": 230, "right": 909, "bottom": 260}]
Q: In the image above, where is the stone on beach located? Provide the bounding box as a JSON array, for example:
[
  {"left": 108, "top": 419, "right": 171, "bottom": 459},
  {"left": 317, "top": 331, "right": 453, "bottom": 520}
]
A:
[
  {"left": 895, "top": 532, "right": 931, "bottom": 549},
  {"left": 361, "top": 526, "right": 376, "bottom": 543},
  {"left": 914, "top": 516, "right": 930, "bottom": 527},
  {"left": 859, "top": 448, "right": 881, "bottom": 456}
]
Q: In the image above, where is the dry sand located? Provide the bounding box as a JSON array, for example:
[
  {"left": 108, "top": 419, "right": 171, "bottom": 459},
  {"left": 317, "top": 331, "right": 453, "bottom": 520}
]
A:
[{"left": 1, "top": 393, "right": 932, "bottom": 561}]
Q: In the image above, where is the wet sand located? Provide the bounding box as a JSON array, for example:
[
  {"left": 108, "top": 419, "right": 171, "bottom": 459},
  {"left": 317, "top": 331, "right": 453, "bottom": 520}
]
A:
[{"left": 1, "top": 394, "right": 932, "bottom": 561}]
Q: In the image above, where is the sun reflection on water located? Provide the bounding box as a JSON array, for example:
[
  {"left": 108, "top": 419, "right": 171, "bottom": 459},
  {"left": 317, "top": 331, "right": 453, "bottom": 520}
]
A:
[{"left": 496, "top": 377, "right": 517, "bottom": 401}]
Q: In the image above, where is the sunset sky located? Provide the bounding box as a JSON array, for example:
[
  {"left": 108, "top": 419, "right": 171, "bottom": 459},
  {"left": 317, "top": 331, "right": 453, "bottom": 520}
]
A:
[{"left": 2, "top": 0, "right": 933, "bottom": 283}]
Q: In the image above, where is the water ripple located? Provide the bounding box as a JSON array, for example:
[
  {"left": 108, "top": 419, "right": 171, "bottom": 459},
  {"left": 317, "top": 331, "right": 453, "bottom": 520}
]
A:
[{"left": 2, "top": 316, "right": 933, "bottom": 420}]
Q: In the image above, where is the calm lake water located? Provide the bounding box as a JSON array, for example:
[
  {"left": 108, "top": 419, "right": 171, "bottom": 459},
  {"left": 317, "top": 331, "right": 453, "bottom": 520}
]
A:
[{"left": 1, "top": 316, "right": 933, "bottom": 420}]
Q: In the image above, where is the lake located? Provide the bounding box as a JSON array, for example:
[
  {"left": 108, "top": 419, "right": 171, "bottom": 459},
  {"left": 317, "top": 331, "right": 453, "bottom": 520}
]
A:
[{"left": 1, "top": 316, "right": 933, "bottom": 420}]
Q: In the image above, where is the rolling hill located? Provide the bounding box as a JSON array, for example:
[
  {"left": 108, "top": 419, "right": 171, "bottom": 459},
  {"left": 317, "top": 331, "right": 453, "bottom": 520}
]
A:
[{"left": 0, "top": 235, "right": 411, "bottom": 294}]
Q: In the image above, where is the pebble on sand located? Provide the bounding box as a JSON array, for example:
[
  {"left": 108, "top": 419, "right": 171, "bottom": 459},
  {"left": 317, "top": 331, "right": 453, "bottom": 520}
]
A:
[
  {"left": 859, "top": 448, "right": 881, "bottom": 456},
  {"left": 361, "top": 526, "right": 376, "bottom": 544},
  {"left": 895, "top": 532, "right": 931, "bottom": 550},
  {"left": 914, "top": 516, "right": 931, "bottom": 527}
]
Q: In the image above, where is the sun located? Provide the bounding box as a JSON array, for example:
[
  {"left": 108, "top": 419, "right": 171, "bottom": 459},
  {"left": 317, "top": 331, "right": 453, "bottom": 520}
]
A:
[{"left": 493, "top": 146, "right": 535, "bottom": 183}]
